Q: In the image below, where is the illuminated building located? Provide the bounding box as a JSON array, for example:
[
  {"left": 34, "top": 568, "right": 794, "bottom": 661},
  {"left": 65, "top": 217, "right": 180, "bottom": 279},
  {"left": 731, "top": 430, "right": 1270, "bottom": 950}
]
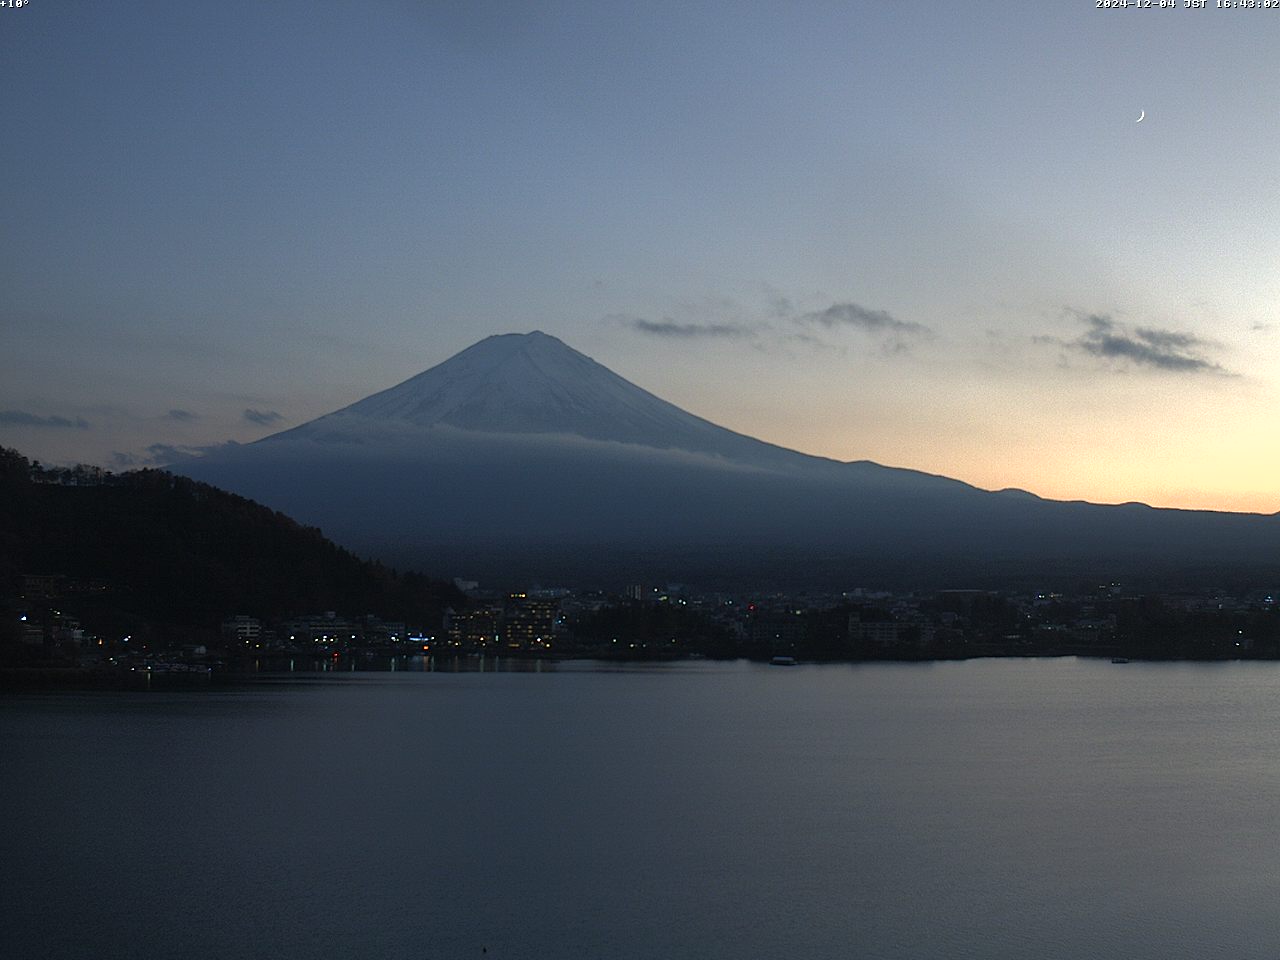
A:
[{"left": 503, "top": 593, "right": 557, "bottom": 650}]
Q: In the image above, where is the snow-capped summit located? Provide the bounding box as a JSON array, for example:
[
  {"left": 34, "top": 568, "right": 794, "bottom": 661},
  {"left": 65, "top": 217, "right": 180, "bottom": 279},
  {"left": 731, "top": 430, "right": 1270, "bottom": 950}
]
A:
[
  {"left": 337, "top": 330, "right": 691, "bottom": 441},
  {"left": 269, "top": 330, "right": 803, "bottom": 466}
]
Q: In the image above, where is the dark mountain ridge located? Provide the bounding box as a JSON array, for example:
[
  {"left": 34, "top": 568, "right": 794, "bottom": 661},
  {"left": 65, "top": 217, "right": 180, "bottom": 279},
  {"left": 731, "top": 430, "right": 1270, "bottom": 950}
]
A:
[
  {"left": 0, "top": 448, "right": 461, "bottom": 640},
  {"left": 175, "top": 332, "right": 1280, "bottom": 590}
]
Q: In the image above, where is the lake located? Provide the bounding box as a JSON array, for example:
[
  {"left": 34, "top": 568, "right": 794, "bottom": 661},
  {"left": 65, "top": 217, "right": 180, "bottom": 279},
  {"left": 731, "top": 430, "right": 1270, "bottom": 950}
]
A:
[{"left": 3, "top": 658, "right": 1279, "bottom": 959}]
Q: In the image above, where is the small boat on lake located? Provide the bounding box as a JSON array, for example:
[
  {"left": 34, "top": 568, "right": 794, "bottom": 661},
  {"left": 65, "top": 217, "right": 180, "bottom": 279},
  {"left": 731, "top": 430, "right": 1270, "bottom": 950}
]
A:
[{"left": 769, "top": 655, "right": 797, "bottom": 666}]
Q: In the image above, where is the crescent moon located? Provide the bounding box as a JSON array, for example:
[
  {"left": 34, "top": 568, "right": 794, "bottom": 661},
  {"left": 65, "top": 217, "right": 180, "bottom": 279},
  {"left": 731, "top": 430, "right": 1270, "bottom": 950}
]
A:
[{"left": 1136, "top": 110, "right": 1145, "bottom": 123}]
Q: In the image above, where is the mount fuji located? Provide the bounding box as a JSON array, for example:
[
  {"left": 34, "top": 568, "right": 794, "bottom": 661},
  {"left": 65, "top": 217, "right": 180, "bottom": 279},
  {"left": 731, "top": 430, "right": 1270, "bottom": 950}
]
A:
[
  {"left": 175, "top": 332, "right": 1280, "bottom": 588},
  {"left": 269, "top": 330, "right": 807, "bottom": 467}
]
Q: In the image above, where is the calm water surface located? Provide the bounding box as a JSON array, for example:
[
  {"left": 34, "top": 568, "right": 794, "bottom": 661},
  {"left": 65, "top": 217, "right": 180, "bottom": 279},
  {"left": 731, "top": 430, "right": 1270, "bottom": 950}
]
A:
[{"left": 4, "top": 658, "right": 1280, "bottom": 959}]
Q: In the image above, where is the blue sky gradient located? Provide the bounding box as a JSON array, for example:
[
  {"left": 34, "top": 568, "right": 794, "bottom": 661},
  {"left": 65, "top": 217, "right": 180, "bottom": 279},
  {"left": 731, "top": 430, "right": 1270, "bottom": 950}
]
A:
[{"left": 3, "top": 0, "right": 1277, "bottom": 510}]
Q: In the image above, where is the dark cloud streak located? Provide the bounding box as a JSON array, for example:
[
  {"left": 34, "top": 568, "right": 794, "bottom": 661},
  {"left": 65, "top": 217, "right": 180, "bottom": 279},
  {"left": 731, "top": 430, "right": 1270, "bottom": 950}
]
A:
[
  {"left": 614, "top": 296, "right": 928, "bottom": 358},
  {"left": 1064, "top": 313, "right": 1227, "bottom": 374},
  {"left": 0, "top": 410, "right": 90, "bottom": 429},
  {"left": 794, "top": 301, "right": 932, "bottom": 356},
  {"left": 243, "top": 409, "right": 284, "bottom": 426},
  {"left": 622, "top": 316, "right": 752, "bottom": 339},
  {"left": 798, "top": 302, "right": 931, "bottom": 337}
]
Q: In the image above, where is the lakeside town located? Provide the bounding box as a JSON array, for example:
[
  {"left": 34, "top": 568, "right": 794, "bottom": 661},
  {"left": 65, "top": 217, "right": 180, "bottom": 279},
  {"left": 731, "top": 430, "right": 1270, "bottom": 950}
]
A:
[
  {"left": 5, "top": 448, "right": 1280, "bottom": 683},
  {"left": 6, "top": 571, "right": 1280, "bottom": 684}
]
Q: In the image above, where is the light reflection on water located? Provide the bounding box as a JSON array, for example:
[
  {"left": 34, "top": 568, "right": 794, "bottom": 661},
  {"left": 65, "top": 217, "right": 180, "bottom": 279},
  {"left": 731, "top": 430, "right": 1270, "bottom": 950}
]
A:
[
  {"left": 254, "top": 653, "right": 559, "bottom": 674},
  {"left": 3, "top": 658, "right": 1280, "bottom": 960}
]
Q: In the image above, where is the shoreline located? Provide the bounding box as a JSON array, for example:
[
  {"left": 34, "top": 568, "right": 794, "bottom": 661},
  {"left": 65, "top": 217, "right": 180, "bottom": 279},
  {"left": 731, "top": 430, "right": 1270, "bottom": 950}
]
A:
[{"left": 3, "top": 651, "right": 1275, "bottom": 692}]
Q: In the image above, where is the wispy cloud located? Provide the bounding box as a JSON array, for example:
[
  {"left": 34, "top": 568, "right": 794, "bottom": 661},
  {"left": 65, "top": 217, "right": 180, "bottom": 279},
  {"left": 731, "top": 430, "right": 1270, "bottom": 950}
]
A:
[
  {"left": 166, "top": 408, "right": 199, "bottom": 422},
  {"left": 618, "top": 315, "right": 753, "bottom": 339},
  {"left": 112, "top": 442, "right": 236, "bottom": 468},
  {"left": 243, "top": 408, "right": 284, "bottom": 426},
  {"left": 799, "top": 302, "right": 929, "bottom": 335},
  {"left": 795, "top": 301, "right": 932, "bottom": 355},
  {"left": 0, "top": 410, "right": 90, "bottom": 429},
  {"left": 613, "top": 293, "right": 928, "bottom": 358},
  {"left": 1048, "top": 312, "right": 1229, "bottom": 374}
]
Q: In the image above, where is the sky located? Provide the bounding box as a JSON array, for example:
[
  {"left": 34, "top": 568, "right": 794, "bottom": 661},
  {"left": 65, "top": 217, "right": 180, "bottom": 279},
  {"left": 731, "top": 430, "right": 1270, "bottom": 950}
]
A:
[{"left": 3, "top": 0, "right": 1278, "bottom": 513}]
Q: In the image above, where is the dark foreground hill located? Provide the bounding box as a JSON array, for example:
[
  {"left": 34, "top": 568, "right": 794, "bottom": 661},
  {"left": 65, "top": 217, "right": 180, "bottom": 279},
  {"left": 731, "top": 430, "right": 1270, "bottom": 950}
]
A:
[
  {"left": 0, "top": 447, "right": 461, "bottom": 640},
  {"left": 176, "top": 332, "right": 1280, "bottom": 591}
]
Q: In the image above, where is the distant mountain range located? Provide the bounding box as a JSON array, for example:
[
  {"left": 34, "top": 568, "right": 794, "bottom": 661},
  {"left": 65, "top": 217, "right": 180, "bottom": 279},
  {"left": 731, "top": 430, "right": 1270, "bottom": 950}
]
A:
[{"left": 175, "top": 332, "right": 1280, "bottom": 589}]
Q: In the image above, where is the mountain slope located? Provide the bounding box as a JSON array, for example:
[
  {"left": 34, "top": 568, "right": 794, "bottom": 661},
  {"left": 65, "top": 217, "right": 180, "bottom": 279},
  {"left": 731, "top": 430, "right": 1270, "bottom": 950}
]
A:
[
  {"left": 0, "top": 448, "right": 461, "bottom": 638},
  {"left": 270, "top": 331, "right": 868, "bottom": 473},
  {"left": 175, "top": 332, "right": 1280, "bottom": 588}
]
